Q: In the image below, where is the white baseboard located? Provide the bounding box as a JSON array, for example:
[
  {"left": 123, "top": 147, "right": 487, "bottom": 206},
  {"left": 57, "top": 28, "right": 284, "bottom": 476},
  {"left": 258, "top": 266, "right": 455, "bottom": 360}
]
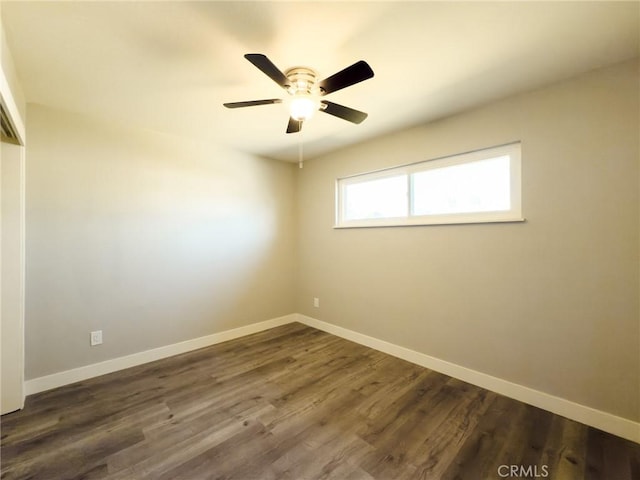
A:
[
  {"left": 24, "top": 314, "right": 297, "bottom": 396},
  {"left": 296, "top": 314, "right": 640, "bottom": 444},
  {"left": 24, "top": 312, "right": 639, "bottom": 443}
]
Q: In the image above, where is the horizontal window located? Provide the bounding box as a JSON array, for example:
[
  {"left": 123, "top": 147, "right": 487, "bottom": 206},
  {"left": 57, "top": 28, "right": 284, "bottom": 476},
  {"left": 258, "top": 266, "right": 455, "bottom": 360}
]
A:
[{"left": 335, "top": 142, "right": 523, "bottom": 228}]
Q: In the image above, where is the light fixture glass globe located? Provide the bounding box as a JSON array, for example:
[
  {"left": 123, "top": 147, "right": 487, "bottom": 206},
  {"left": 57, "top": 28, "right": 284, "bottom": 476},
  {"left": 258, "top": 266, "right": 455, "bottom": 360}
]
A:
[{"left": 289, "top": 95, "right": 318, "bottom": 121}]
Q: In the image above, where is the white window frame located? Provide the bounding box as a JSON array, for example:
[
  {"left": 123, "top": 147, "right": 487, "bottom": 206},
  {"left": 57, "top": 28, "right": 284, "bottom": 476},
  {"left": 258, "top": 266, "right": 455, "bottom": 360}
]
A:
[{"left": 335, "top": 142, "right": 523, "bottom": 228}]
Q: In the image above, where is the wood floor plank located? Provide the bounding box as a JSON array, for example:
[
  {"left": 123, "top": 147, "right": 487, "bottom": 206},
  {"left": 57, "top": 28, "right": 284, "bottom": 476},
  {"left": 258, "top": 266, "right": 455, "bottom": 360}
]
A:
[
  {"left": 438, "top": 392, "right": 525, "bottom": 479},
  {"left": 553, "top": 417, "right": 590, "bottom": 479},
  {"left": 2, "top": 323, "right": 637, "bottom": 480},
  {"left": 411, "top": 384, "right": 496, "bottom": 478},
  {"left": 585, "top": 427, "right": 640, "bottom": 480},
  {"left": 478, "top": 403, "right": 551, "bottom": 478}
]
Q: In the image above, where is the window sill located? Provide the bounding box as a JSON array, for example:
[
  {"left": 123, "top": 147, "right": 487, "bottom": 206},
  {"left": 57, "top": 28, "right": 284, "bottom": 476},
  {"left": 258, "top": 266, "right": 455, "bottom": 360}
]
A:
[{"left": 333, "top": 217, "right": 526, "bottom": 229}]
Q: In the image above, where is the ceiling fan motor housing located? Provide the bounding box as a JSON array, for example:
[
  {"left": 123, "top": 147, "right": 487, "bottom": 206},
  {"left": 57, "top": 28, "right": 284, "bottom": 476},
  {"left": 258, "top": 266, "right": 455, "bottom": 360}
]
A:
[{"left": 285, "top": 67, "right": 320, "bottom": 96}]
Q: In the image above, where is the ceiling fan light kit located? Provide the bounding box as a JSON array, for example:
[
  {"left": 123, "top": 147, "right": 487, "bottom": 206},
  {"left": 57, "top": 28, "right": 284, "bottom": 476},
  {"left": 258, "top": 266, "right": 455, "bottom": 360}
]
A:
[
  {"left": 289, "top": 95, "right": 318, "bottom": 121},
  {"left": 223, "top": 53, "right": 374, "bottom": 134},
  {"left": 285, "top": 66, "right": 320, "bottom": 121}
]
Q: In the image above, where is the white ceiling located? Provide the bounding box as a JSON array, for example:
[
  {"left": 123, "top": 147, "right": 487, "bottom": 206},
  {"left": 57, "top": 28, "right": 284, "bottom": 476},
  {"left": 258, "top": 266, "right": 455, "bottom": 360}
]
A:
[{"left": 2, "top": 1, "right": 639, "bottom": 162}]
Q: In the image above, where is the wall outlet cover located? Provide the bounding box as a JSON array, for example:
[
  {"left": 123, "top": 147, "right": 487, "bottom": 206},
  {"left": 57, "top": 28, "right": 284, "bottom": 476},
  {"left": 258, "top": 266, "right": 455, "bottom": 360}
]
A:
[{"left": 90, "top": 330, "right": 103, "bottom": 346}]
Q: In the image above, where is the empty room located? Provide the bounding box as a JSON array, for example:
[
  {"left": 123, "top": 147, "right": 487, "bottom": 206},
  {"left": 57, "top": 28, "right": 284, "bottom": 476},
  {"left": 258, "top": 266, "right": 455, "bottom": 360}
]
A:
[{"left": 1, "top": 1, "right": 639, "bottom": 479}]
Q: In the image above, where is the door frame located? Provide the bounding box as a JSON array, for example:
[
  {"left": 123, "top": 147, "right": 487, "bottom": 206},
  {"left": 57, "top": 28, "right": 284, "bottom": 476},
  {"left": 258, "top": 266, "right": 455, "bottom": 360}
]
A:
[{"left": 1, "top": 60, "right": 26, "bottom": 414}]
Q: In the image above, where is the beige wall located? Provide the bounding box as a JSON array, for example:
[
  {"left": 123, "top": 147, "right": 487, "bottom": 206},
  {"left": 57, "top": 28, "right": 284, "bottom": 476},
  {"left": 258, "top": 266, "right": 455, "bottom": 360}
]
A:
[
  {"left": 25, "top": 104, "right": 297, "bottom": 379},
  {"left": 296, "top": 60, "right": 639, "bottom": 421}
]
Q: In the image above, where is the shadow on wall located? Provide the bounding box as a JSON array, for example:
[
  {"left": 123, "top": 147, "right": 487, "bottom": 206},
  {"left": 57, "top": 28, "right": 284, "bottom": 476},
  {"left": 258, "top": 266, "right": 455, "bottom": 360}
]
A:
[{"left": 25, "top": 104, "right": 297, "bottom": 379}]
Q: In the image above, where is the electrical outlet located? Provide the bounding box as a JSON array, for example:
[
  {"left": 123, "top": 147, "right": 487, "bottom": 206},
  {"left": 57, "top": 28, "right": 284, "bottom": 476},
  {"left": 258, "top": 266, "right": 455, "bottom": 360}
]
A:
[
  {"left": 313, "top": 297, "right": 320, "bottom": 308},
  {"left": 90, "top": 330, "right": 103, "bottom": 346}
]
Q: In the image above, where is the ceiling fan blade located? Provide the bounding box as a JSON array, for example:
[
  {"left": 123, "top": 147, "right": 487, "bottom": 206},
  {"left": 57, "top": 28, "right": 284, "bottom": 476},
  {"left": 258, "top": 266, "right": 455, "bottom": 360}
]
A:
[
  {"left": 320, "top": 101, "right": 368, "bottom": 124},
  {"left": 244, "top": 54, "right": 289, "bottom": 89},
  {"left": 286, "top": 117, "right": 302, "bottom": 134},
  {"left": 223, "top": 99, "right": 282, "bottom": 108},
  {"left": 318, "top": 60, "right": 374, "bottom": 95}
]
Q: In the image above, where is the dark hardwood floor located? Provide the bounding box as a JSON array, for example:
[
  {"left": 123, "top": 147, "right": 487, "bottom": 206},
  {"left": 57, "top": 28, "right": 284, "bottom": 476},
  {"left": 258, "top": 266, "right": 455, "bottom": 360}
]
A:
[{"left": 2, "top": 323, "right": 639, "bottom": 479}]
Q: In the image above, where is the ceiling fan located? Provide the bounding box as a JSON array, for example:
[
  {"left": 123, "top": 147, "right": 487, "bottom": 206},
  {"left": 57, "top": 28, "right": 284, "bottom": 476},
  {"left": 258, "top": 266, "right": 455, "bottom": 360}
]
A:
[{"left": 223, "top": 54, "right": 374, "bottom": 134}]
